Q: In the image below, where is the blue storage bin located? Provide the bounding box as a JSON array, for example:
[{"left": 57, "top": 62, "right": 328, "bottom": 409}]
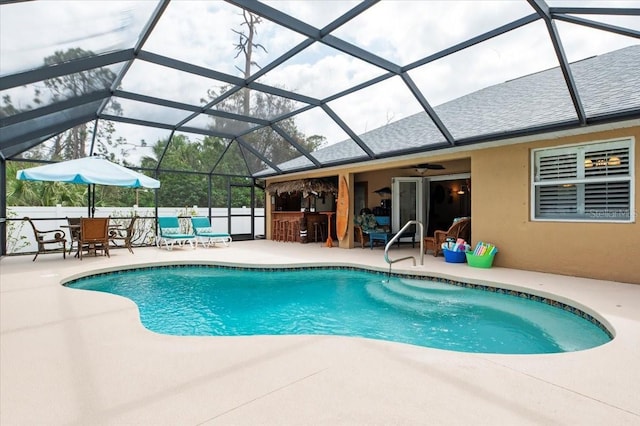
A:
[{"left": 443, "top": 248, "right": 466, "bottom": 263}]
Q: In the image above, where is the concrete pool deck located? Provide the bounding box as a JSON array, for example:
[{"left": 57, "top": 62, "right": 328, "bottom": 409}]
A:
[{"left": 1, "top": 240, "right": 639, "bottom": 425}]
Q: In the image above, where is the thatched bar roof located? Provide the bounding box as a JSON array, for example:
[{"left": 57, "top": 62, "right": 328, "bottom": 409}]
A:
[{"left": 267, "top": 179, "right": 337, "bottom": 198}]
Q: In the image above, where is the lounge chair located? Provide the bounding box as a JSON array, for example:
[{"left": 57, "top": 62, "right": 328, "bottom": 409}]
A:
[
  {"left": 79, "top": 217, "right": 110, "bottom": 260},
  {"left": 157, "top": 216, "right": 196, "bottom": 250},
  {"left": 23, "top": 217, "right": 66, "bottom": 261},
  {"left": 190, "top": 216, "right": 232, "bottom": 248}
]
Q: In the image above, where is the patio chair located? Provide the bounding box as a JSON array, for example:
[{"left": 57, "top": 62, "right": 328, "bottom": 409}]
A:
[
  {"left": 354, "top": 224, "right": 367, "bottom": 248},
  {"left": 79, "top": 217, "right": 110, "bottom": 260},
  {"left": 23, "top": 217, "right": 67, "bottom": 261},
  {"left": 424, "top": 217, "right": 471, "bottom": 257},
  {"left": 190, "top": 216, "right": 232, "bottom": 248},
  {"left": 354, "top": 212, "right": 388, "bottom": 249},
  {"left": 66, "top": 217, "right": 81, "bottom": 255},
  {"left": 109, "top": 216, "right": 138, "bottom": 253},
  {"left": 157, "top": 216, "right": 196, "bottom": 250}
]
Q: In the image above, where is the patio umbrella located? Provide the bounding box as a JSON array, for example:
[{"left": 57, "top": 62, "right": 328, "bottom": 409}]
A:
[{"left": 17, "top": 156, "right": 160, "bottom": 217}]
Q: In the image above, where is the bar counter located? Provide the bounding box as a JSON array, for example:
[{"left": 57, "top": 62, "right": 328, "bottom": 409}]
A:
[{"left": 271, "top": 211, "right": 331, "bottom": 243}]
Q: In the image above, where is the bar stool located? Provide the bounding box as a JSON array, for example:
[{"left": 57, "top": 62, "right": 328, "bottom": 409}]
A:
[
  {"left": 273, "top": 219, "right": 285, "bottom": 242},
  {"left": 286, "top": 219, "right": 300, "bottom": 242},
  {"left": 313, "top": 221, "right": 325, "bottom": 243},
  {"left": 279, "top": 220, "right": 288, "bottom": 242}
]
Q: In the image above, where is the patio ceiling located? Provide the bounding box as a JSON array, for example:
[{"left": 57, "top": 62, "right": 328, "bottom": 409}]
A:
[{"left": 1, "top": 0, "right": 639, "bottom": 178}]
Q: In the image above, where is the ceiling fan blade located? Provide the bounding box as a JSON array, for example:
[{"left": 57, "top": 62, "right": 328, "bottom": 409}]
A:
[{"left": 412, "top": 163, "right": 445, "bottom": 170}]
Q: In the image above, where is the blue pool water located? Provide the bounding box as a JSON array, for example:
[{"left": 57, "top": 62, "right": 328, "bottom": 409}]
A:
[{"left": 66, "top": 266, "right": 612, "bottom": 354}]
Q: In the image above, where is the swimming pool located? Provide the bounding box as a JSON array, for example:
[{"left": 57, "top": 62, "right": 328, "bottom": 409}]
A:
[{"left": 66, "top": 265, "right": 612, "bottom": 354}]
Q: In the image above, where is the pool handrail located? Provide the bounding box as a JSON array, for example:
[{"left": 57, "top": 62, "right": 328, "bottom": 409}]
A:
[{"left": 384, "top": 220, "right": 424, "bottom": 266}]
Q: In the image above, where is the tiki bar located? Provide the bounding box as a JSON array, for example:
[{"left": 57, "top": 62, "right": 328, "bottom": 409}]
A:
[{"left": 267, "top": 178, "right": 338, "bottom": 245}]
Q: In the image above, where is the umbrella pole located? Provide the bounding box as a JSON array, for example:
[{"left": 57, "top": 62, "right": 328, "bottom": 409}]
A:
[
  {"left": 91, "top": 184, "right": 96, "bottom": 217},
  {"left": 87, "top": 184, "right": 92, "bottom": 218}
]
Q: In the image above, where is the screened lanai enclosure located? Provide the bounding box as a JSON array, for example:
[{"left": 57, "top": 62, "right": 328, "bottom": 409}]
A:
[{"left": 1, "top": 0, "right": 639, "bottom": 255}]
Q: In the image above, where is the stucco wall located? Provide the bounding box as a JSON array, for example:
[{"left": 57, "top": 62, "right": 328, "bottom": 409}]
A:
[
  {"left": 472, "top": 126, "right": 639, "bottom": 284},
  {"left": 266, "top": 125, "right": 639, "bottom": 284}
]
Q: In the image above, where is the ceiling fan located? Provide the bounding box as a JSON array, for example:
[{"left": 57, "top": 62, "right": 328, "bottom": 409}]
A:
[{"left": 406, "top": 163, "right": 445, "bottom": 175}]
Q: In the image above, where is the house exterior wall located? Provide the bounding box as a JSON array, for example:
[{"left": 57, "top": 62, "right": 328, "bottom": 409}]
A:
[
  {"left": 266, "top": 124, "right": 639, "bottom": 284},
  {"left": 472, "top": 126, "right": 639, "bottom": 284}
]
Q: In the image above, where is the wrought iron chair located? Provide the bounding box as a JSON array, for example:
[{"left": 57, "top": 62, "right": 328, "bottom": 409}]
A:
[
  {"left": 66, "top": 217, "right": 81, "bottom": 255},
  {"left": 109, "top": 216, "right": 138, "bottom": 253},
  {"left": 23, "top": 217, "right": 67, "bottom": 261}
]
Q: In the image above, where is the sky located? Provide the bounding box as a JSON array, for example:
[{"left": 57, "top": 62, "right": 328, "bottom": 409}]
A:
[{"left": 1, "top": 0, "right": 639, "bottom": 164}]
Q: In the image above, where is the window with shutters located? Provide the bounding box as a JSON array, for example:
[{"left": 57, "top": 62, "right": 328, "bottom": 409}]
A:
[{"left": 531, "top": 138, "right": 634, "bottom": 222}]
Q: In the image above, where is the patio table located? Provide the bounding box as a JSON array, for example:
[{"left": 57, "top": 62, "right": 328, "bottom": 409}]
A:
[
  {"left": 367, "top": 231, "right": 416, "bottom": 249},
  {"left": 62, "top": 223, "right": 122, "bottom": 258},
  {"left": 367, "top": 231, "right": 393, "bottom": 249}
]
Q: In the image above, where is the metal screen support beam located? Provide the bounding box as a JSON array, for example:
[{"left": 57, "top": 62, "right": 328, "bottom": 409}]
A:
[
  {"left": 88, "top": 119, "right": 99, "bottom": 156},
  {"left": 235, "top": 137, "right": 282, "bottom": 174},
  {"left": 0, "top": 49, "right": 134, "bottom": 91},
  {"left": 96, "top": 0, "right": 170, "bottom": 116},
  {"left": 321, "top": 105, "right": 376, "bottom": 159},
  {"left": 401, "top": 73, "right": 455, "bottom": 146},
  {"left": 207, "top": 174, "right": 212, "bottom": 220},
  {"left": 405, "top": 14, "right": 540, "bottom": 71},
  {"left": 2, "top": 113, "right": 97, "bottom": 151},
  {"left": 271, "top": 124, "right": 322, "bottom": 167},
  {"left": 552, "top": 14, "right": 640, "bottom": 38},
  {"left": 155, "top": 130, "right": 176, "bottom": 174},
  {"left": 1, "top": 90, "right": 111, "bottom": 128},
  {"left": 0, "top": 158, "right": 6, "bottom": 256},
  {"left": 209, "top": 139, "right": 235, "bottom": 175},
  {"left": 551, "top": 6, "right": 640, "bottom": 15},
  {"left": 529, "top": 0, "right": 587, "bottom": 125},
  {"left": 320, "top": 0, "right": 380, "bottom": 35}
]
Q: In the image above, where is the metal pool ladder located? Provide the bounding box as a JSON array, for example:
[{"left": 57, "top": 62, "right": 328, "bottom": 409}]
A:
[{"left": 384, "top": 220, "right": 424, "bottom": 267}]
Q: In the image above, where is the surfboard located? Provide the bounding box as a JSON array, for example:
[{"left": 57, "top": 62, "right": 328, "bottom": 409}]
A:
[{"left": 336, "top": 175, "right": 349, "bottom": 241}]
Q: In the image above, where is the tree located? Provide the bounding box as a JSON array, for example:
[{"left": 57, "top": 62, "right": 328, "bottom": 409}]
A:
[
  {"left": 141, "top": 134, "right": 233, "bottom": 207},
  {"left": 201, "top": 12, "right": 324, "bottom": 174},
  {"left": 233, "top": 10, "right": 266, "bottom": 117},
  {"left": 6, "top": 161, "right": 86, "bottom": 206}
]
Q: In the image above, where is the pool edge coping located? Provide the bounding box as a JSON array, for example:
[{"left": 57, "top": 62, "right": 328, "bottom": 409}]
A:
[{"left": 61, "top": 260, "right": 615, "bottom": 340}]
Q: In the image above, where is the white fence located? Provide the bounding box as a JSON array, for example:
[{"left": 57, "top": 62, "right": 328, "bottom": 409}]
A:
[{"left": 5, "top": 206, "right": 265, "bottom": 254}]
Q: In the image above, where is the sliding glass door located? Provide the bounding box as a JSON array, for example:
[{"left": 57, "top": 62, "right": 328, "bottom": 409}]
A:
[{"left": 391, "top": 177, "right": 425, "bottom": 242}]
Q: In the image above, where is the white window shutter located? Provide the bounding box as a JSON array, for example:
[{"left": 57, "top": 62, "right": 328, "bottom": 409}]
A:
[{"left": 532, "top": 138, "right": 633, "bottom": 221}]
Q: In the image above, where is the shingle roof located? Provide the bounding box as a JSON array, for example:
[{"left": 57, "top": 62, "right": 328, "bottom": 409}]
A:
[{"left": 272, "top": 44, "right": 640, "bottom": 173}]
